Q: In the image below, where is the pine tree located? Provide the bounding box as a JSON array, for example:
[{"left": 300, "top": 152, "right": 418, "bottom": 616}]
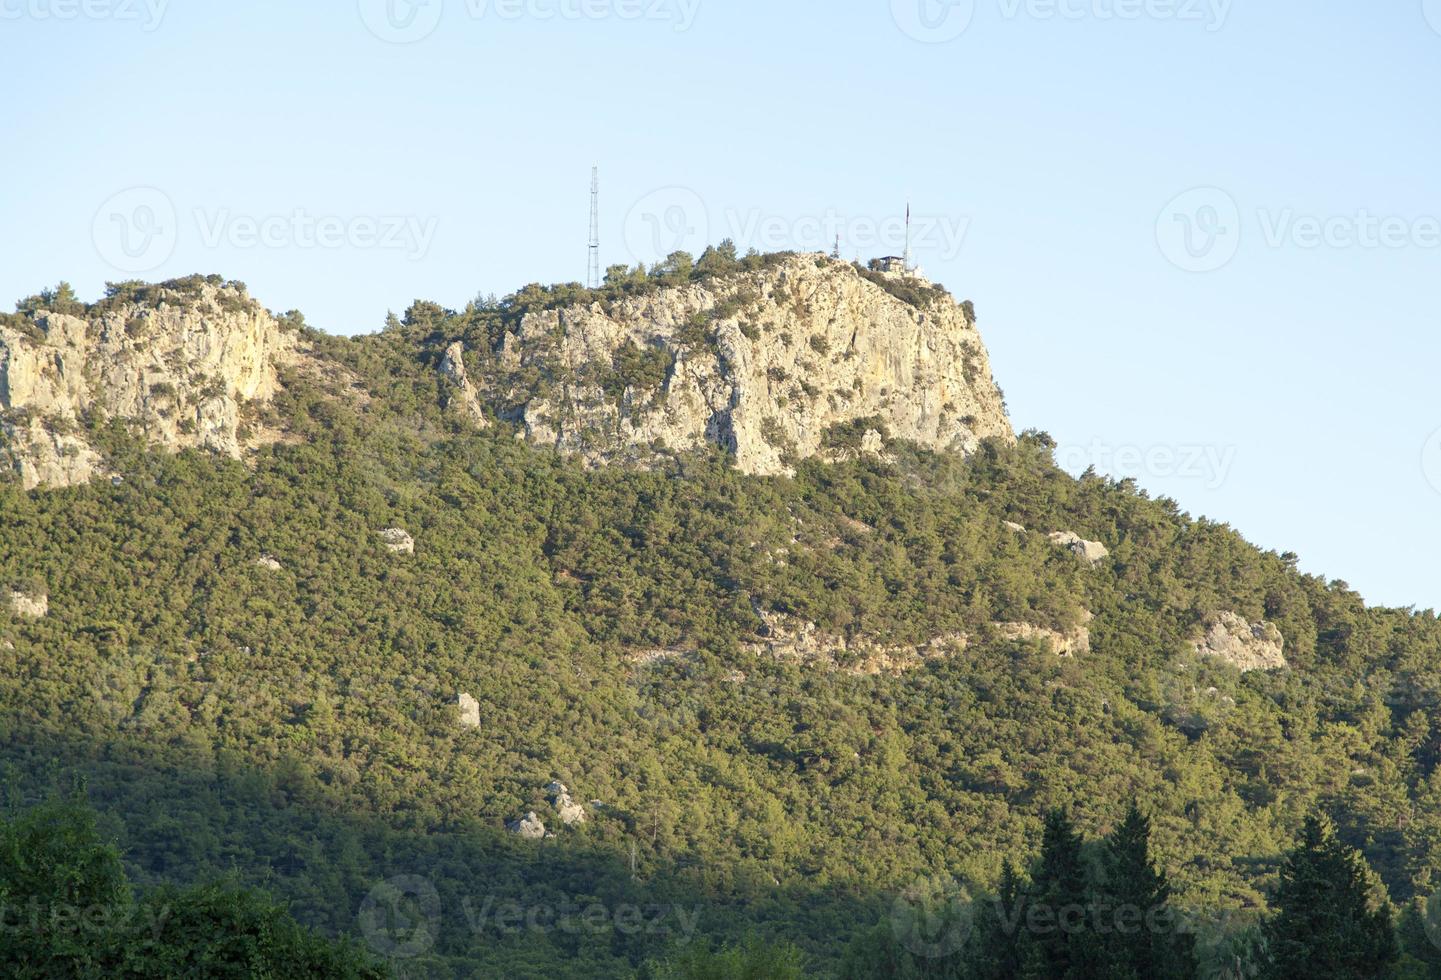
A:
[
  {"left": 964, "top": 859, "right": 1028, "bottom": 980},
  {"left": 1021, "top": 809, "right": 1094, "bottom": 979},
  {"left": 1261, "top": 816, "right": 1396, "bottom": 979},
  {"left": 1096, "top": 805, "right": 1196, "bottom": 980}
]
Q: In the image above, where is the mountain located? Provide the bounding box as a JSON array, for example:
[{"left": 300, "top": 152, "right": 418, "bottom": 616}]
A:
[
  {"left": 2, "top": 251, "right": 1440, "bottom": 977},
  {"left": 0, "top": 277, "right": 300, "bottom": 489},
  {"left": 1, "top": 253, "right": 1010, "bottom": 487}
]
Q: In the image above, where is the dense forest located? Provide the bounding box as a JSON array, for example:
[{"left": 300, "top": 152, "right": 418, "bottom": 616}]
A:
[{"left": 4, "top": 258, "right": 1441, "bottom": 976}]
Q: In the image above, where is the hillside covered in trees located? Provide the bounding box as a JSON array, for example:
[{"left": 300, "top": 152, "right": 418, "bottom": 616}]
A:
[{"left": 3, "top": 253, "right": 1441, "bottom": 976}]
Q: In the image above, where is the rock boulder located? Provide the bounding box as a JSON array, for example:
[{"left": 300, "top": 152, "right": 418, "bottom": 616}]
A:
[
  {"left": 1193, "top": 612, "right": 1286, "bottom": 672},
  {"left": 1048, "top": 531, "right": 1110, "bottom": 566}
]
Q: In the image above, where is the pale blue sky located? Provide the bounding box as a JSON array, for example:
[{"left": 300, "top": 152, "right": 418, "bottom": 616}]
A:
[{"left": 4, "top": 1, "right": 1438, "bottom": 608}]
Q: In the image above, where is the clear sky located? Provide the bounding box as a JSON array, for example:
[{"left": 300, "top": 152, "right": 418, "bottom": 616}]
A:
[{"left": 4, "top": 1, "right": 1438, "bottom": 608}]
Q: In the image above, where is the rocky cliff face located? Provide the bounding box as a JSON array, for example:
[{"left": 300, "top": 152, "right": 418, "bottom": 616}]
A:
[
  {"left": 1193, "top": 612, "right": 1287, "bottom": 672},
  {"left": 0, "top": 279, "right": 299, "bottom": 489},
  {"left": 3, "top": 256, "right": 1012, "bottom": 488},
  {"left": 487, "top": 254, "right": 1013, "bottom": 475}
]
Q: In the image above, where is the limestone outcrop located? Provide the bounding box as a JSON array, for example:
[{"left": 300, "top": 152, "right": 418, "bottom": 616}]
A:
[
  {"left": 379, "top": 528, "right": 414, "bottom": 554},
  {"left": 748, "top": 610, "right": 968, "bottom": 676},
  {"left": 993, "top": 617, "right": 1092, "bottom": 657},
  {"left": 1, "top": 278, "right": 299, "bottom": 489},
  {"left": 439, "top": 341, "right": 488, "bottom": 426},
  {"left": 546, "top": 781, "right": 587, "bottom": 826},
  {"left": 487, "top": 254, "right": 1012, "bottom": 475},
  {"left": 1193, "top": 612, "right": 1286, "bottom": 672},
  {"left": 506, "top": 811, "right": 546, "bottom": 839},
  {"left": 457, "top": 692, "right": 481, "bottom": 728},
  {"left": 6, "top": 591, "right": 48, "bottom": 619},
  {"left": 5, "top": 257, "right": 1013, "bottom": 486},
  {"left": 1049, "top": 531, "right": 1110, "bottom": 567}
]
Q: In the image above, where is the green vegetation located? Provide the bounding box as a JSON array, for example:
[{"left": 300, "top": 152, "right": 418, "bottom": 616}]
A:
[
  {"left": 602, "top": 340, "right": 675, "bottom": 408},
  {"left": 5, "top": 262, "right": 1441, "bottom": 975},
  {"left": 0, "top": 794, "right": 385, "bottom": 977},
  {"left": 1262, "top": 816, "right": 1397, "bottom": 978},
  {"left": 856, "top": 262, "right": 953, "bottom": 309}
]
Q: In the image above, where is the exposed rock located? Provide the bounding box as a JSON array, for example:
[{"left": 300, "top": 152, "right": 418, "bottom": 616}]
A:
[
  {"left": 992, "top": 616, "right": 1091, "bottom": 657},
  {"left": 545, "top": 781, "right": 587, "bottom": 826},
  {"left": 0, "top": 417, "right": 106, "bottom": 491},
  {"left": 627, "top": 647, "right": 693, "bottom": 668},
  {"left": 457, "top": 692, "right": 481, "bottom": 728},
  {"left": 379, "top": 528, "right": 414, "bottom": 554},
  {"left": 486, "top": 254, "right": 1012, "bottom": 476},
  {"left": 254, "top": 555, "right": 282, "bottom": 572},
  {"left": 506, "top": 811, "right": 546, "bottom": 839},
  {"left": 1003, "top": 521, "right": 1026, "bottom": 533},
  {"left": 439, "top": 341, "right": 488, "bottom": 427},
  {"left": 0, "top": 279, "right": 301, "bottom": 489},
  {"left": 749, "top": 610, "right": 967, "bottom": 676},
  {"left": 1048, "top": 531, "right": 1110, "bottom": 566},
  {"left": 7, "top": 591, "right": 48, "bottom": 619},
  {"left": 1193, "top": 612, "right": 1287, "bottom": 672}
]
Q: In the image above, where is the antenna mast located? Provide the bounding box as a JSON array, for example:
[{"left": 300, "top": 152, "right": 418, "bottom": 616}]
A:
[
  {"left": 587, "top": 166, "right": 601, "bottom": 289},
  {"left": 903, "top": 201, "right": 912, "bottom": 271}
]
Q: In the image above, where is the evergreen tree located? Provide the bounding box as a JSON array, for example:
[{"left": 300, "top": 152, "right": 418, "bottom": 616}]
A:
[
  {"left": 1261, "top": 816, "right": 1396, "bottom": 979},
  {"left": 1021, "top": 809, "right": 1093, "bottom": 980},
  {"left": 964, "top": 859, "right": 1027, "bottom": 980},
  {"left": 0, "top": 795, "right": 387, "bottom": 977},
  {"left": 1095, "top": 805, "right": 1196, "bottom": 980}
]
